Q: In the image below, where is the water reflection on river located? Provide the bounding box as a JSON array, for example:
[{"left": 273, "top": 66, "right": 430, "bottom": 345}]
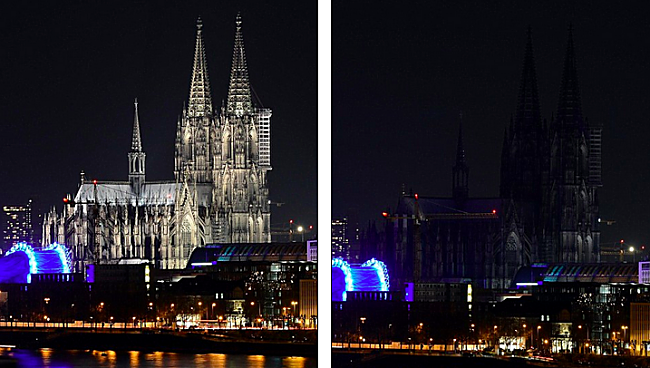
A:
[{"left": 1, "top": 348, "right": 316, "bottom": 368}]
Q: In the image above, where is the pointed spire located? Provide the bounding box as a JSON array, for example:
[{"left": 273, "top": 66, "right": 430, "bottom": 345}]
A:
[
  {"left": 501, "top": 127, "right": 509, "bottom": 158},
  {"left": 452, "top": 114, "right": 469, "bottom": 202},
  {"left": 499, "top": 127, "right": 510, "bottom": 197},
  {"left": 556, "top": 24, "right": 583, "bottom": 125},
  {"left": 515, "top": 26, "right": 541, "bottom": 131},
  {"left": 129, "top": 98, "right": 146, "bottom": 189},
  {"left": 187, "top": 16, "right": 213, "bottom": 118},
  {"left": 227, "top": 12, "right": 254, "bottom": 117},
  {"left": 456, "top": 113, "right": 466, "bottom": 166},
  {"left": 132, "top": 98, "right": 142, "bottom": 151}
]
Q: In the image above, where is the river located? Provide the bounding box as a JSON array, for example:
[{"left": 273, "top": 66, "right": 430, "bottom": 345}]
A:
[{"left": 0, "top": 348, "right": 317, "bottom": 368}]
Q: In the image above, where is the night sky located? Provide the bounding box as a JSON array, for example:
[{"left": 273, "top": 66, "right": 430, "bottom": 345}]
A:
[
  {"left": 333, "top": 1, "right": 650, "bottom": 249},
  {"left": 0, "top": 1, "right": 317, "bottom": 237}
]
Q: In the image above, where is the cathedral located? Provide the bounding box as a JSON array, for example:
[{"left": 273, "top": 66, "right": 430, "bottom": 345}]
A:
[
  {"left": 42, "top": 15, "right": 272, "bottom": 271},
  {"left": 383, "top": 27, "right": 602, "bottom": 289}
]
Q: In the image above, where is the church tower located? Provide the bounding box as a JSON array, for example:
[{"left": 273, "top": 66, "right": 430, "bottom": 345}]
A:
[
  {"left": 215, "top": 13, "right": 271, "bottom": 243},
  {"left": 500, "top": 28, "right": 546, "bottom": 261},
  {"left": 501, "top": 27, "right": 545, "bottom": 205},
  {"left": 500, "top": 26, "right": 600, "bottom": 264},
  {"left": 171, "top": 17, "right": 216, "bottom": 268},
  {"left": 175, "top": 17, "right": 214, "bottom": 184},
  {"left": 128, "top": 98, "right": 146, "bottom": 194},
  {"left": 544, "top": 26, "right": 600, "bottom": 263}
]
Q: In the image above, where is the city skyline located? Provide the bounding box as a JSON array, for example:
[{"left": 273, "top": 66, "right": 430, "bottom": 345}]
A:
[
  {"left": 0, "top": 1, "right": 318, "bottom": 237},
  {"left": 333, "top": 1, "right": 650, "bottom": 249}
]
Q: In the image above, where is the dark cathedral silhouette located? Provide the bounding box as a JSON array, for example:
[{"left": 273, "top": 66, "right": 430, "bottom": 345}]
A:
[{"left": 380, "top": 27, "right": 602, "bottom": 290}]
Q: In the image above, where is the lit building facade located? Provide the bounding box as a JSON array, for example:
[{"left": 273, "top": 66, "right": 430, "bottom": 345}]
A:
[
  {"left": 331, "top": 218, "right": 348, "bottom": 258},
  {"left": 42, "top": 15, "right": 272, "bottom": 271},
  {"left": 2, "top": 199, "right": 33, "bottom": 251},
  {"left": 300, "top": 279, "right": 318, "bottom": 328}
]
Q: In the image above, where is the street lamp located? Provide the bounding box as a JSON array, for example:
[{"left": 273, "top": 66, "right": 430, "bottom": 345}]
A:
[
  {"left": 622, "top": 325, "right": 628, "bottom": 344},
  {"left": 291, "top": 301, "right": 298, "bottom": 319},
  {"left": 537, "top": 326, "right": 541, "bottom": 349},
  {"left": 297, "top": 226, "right": 304, "bottom": 241}
]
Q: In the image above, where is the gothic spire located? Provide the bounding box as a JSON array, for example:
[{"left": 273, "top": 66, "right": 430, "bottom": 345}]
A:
[
  {"left": 131, "top": 98, "right": 142, "bottom": 152},
  {"left": 226, "top": 12, "right": 254, "bottom": 117},
  {"left": 515, "top": 26, "right": 541, "bottom": 131},
  {"left": 455, "top": 115, "right": 466, "bottom": 167},
  {"left": 452, "top": 115, "right": 469, "bottom": 202},
  {"left": 556, "top": 24, "right": 583, "bottom": 126},
  {"left": 128, "top": 98, "right": 146, "bottom": 190},
  {"left": 499, "top": 127, "right": 510, "bottom": 197},
  {"left": 187, "top": 16, "right": 213, "bottom": 118}
]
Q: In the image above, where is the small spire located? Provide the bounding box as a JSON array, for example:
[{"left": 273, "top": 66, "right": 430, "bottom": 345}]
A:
[
  {"left": 227, "top": 12, "right": 253, "bottom": 117},
  {"left": 187, "top": 16, "right": 213, "bottom": 118},
  {"left": 556, "top": 24, "right": 583, "bottom": 126},
  {"left": 452, "top": 116, "right": 469, "bottom": 202},
  {"left": 456, "top": 113, "right": 466, "bottom": 166},
  {"left": 132, "top": 98, "right": 142, "bottom": 151}
]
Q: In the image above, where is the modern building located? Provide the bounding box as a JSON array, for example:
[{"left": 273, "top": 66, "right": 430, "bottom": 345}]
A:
[
  {"left": 2, "top": 199, "right": 33, "bottom": 252},
  {"left": 300, "top": 279, "right": 318, "bottom": 328},
  {"left": 42, "top": 15, "right": 272, "bottom": 272},
  {"left": 0, "top": 241, "right": 316, "bottom": 327},
  {"left": 331, "top": 218, "right": 348, "bottom": 258}
]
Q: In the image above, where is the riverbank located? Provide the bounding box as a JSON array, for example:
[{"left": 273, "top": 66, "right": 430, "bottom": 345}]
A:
[
  {"left": 333, "top": 349, "right": 650, "bottom": 368},
  {"left": 0, "top": 328, "right": 317, "bottom": 357},
  {"left": 332, "top": 351, "right": 542, "bottom": 368}
]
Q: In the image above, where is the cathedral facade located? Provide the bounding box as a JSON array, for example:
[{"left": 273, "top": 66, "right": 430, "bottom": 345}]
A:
[
  {"left": 383, "top": 27, "right": 601, "bottom": 289},
  {"left": 42, "top": 15, "right": 272, "bottom": 271},
  {"left": 500, "top": 27, "right": 601, "bottom": 265}
]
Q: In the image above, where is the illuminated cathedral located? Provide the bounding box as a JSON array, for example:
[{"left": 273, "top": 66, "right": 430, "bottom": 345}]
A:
[{"left": 42, "top": 15, "right": 272, "bottom": 271}]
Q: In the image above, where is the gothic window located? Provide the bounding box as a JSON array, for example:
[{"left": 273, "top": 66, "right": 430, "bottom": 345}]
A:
[
  {"left": 257, "top": 217, "right": 264, "bottom": 241},
  {"left": 181, "top": 218, "right": 191, "bottom": 246},
  {"left": 223, "top": 131, "right": 231, "bottom": 160}
]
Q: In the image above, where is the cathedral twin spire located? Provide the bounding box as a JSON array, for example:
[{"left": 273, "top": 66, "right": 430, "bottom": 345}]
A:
[
  {"left": 226, "top": 13, "right": 254, "bottom": 117},
  {"left": 187, "top": 17, "right": 213, "bottom": 118},
  {"left": 185, "top": 13, "right": 254, "bottom": 118},
  {"left": 556, "top": 25, "right": 583, "bottom": 127},
  {"left": 515, "top": 27, "right": 542, "bottom": 132}
]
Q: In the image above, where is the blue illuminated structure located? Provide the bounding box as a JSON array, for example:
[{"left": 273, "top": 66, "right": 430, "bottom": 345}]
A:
[
  {"left": 332, "top": 257, "right": 390, "bottom": 302},
  {"left": 1, "top": 242, "right": 72, "bottom": 283}
]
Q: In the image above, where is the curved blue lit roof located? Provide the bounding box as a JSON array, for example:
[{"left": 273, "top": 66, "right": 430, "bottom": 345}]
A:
[
  {"left": 332, "top": 258, "right": 390, "bottom": 302},
  {"left": 2, "top": 242, "right": 72, "bottom": 283}
]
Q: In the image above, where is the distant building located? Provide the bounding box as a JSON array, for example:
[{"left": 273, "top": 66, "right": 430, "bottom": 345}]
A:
[
  {"left": 630, "top": 303, "right": 650, "bottom": 354},
  {"left": 331, "top": 218, "right": 348, "bottom": 258},
  {"left": 300, "top": 279, "right": 318, "bottom": 328},
  {"left": 2, "top": 199, "right": 33, "bottom": 251}
]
